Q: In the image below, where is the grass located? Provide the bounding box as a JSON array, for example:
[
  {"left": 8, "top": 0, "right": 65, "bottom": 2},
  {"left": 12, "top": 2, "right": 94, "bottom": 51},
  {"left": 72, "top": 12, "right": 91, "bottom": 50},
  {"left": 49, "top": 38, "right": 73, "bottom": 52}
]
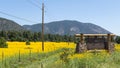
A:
[
  {"left": 48, "top": 50, "right": 120, "bottom": 68},
  {"left": 1, "top": 44, "right": 120, "bottom": 68},
  {"left": 0, "top": 48, "right": 69, "bottom": 68}
]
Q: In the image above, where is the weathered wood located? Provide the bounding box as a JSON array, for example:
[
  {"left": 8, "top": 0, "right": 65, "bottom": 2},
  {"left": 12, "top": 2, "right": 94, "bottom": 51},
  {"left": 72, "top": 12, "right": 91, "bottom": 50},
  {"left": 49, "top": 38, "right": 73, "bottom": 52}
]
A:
[
  {"left": 75, "top": 33, "right": 115, "bottom": 53},
  {"left": 107, "top": 34, "right": 111, "bottom": 53},
  {"left": 75, "top": 34, "right": 115, "bottom": 37},
  {"left": 80, "top": 34, "right": 84, "bottom": 44},
  {"left": 111, "top": 43, "right": 115, "bottom": 51},
  {"left": 75, "top": 43, "right": 87, "bottom": 53},
  {"left": 85, "top": 37, "right": 107, "bottom": 50},
  {"left": 107, "top": 34, "right": 115, "bottom": 53}
]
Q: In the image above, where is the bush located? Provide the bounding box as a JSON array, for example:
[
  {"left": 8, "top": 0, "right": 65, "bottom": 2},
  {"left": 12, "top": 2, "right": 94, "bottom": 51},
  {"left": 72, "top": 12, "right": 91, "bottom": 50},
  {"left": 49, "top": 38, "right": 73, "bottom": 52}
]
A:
[
  {"left": 0, "top": 37, "right": 8, "bottom": 48},
  {"left": 26, "top": 40, "right": 30, "bottom": 45},
  {"left": 115, "top": 36, "right": 120, "bottom": 44}
]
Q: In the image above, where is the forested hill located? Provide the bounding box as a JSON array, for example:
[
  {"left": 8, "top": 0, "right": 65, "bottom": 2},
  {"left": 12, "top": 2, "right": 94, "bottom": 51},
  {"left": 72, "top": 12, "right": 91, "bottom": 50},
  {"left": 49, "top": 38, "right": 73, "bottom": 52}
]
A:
[
  {"left": 0, "top": 17, "right": 25, "bottom": 31},
  {"left": 23, "top": 20, "right": 111, "bottom": 35},
  {"left": 0, "top": 17, "right": 111, "bottom": 35}
]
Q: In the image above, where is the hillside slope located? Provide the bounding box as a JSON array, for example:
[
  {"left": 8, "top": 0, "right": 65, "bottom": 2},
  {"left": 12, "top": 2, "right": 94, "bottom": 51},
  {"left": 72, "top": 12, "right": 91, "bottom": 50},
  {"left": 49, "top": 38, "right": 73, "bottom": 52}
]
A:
[
  {"left": 23, "top": 20, "right": 111, "bottom": 35},
  {"left": 0, "top": 17, "right": 25, "bottom": 31}
]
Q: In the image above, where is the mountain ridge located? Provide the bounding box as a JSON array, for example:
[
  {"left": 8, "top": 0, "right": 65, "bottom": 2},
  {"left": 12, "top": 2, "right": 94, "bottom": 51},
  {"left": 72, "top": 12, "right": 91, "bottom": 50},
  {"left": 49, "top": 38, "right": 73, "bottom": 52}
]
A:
[
  {"left": 23, "top": 20, "right": 111, "bottom": 35},
  {"left": 0, "top": 17, "right": 111, "bottom": 35},
  {"left": 0, "top": 17, "right": 25, "bottom": 31}
]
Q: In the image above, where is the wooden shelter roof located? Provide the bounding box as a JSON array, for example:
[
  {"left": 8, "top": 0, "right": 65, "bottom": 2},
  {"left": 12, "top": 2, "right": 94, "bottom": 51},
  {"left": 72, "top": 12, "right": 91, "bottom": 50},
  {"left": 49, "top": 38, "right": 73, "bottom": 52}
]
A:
[{"left": 75, "top": 34, "right": 115, "bottom": 37}]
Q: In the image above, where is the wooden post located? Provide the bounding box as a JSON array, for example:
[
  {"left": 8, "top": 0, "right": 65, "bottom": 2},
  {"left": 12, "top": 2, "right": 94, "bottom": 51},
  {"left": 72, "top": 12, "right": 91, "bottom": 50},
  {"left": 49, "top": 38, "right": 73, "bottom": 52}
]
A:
[
  {"left": 18, "top": 50, "right": 21, "bottom": 62},
  {"left": 2, "top": 50, "right": 4, "bottom": 68},
  {"left": 80, "top": 34, "right": 84, "bottom": 44},
  {"left": 41, "top": 63, "right": 44, "bottom": 68},
  {"left": 107, "top": 34, "right": 111, "bottom": 53},
  {"left": 42, "top": 2, "right": 44, "bottom": 51},
  {"left": 75, "top": 33, "right": 86, "bottom": 53},
  {"left": 29, "top": 49, "right": 31, "bottom": 61},
  {"left": 37, "top": 49, "right": 40, "bottom": 57}
]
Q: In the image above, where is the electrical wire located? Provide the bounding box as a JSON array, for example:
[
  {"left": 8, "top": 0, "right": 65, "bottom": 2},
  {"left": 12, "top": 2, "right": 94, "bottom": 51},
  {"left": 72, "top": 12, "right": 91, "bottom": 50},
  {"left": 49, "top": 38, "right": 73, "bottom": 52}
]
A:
[
  {"left": 26, "top": 0, "right": 41, "bottom": 9},
  {"left": 33, "top": 0, "right": 41, "bottom": 6},
  {"left": 0, "top": 10, "right": 39, "bottom": 23}
]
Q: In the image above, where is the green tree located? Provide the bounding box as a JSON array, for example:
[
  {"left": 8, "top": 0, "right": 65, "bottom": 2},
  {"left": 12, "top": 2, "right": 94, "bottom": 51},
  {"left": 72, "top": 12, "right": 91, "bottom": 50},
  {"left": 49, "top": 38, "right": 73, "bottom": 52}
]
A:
[
  {"left": 33, "top": 32, "right": 39, "bottom": 41},
  {"left": 0, "top": 37, "right": 8, "bottom": 48},
  {"left": 115, "top": 36, "right": 120, "bottom": 44},
  {"left": 26, "top": 40, "right": 30, "bottom": 45}
]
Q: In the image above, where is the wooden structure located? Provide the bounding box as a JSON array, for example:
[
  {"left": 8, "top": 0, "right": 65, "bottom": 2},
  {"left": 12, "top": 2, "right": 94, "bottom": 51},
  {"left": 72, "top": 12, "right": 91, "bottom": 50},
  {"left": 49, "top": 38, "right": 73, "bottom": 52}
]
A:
[{"left": 75, "top": 34, "right": 115, "bottom": 53}]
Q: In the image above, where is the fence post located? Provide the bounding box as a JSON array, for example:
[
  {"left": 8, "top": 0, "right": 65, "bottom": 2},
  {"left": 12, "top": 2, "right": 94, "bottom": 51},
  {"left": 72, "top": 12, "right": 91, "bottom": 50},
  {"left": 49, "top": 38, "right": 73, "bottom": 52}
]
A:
[
  {"left": 18, "top": 50, "right": 21, "bottom": 62},
  {"left": 4, "top": 57, "right": 6, "bottom": 68},
  {"left": 37, "top": 49, "right": 39, "bottom": 57},
  {"left": 2, "top": 50, "right": 4, "bottom": 68},
  {"left": 29, "top": 49, "right": 31, "bottom": 61},
  {"left": 41, "top": 63, "right": 44, "bottom": 68}
]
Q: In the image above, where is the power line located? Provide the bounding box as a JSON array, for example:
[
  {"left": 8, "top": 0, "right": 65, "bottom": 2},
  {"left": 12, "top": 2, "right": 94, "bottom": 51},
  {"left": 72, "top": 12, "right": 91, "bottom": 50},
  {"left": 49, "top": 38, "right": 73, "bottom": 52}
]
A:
[
  {"left": 26, "top": 0, "right": 41, "bottom": 9},
  {"left": 33, "top": 0, "right": 41, "bottom": 6},
  {"left": 0, "top": 10, "right": 39, "bottom": 23}
]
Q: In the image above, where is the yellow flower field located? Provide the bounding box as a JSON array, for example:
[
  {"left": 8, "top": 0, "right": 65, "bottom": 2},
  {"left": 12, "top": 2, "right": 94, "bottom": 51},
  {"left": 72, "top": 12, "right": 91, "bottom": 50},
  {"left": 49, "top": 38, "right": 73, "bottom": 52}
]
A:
[
  {"left": 0, "top": 42, "right": 120, "bottom": 60},
  {"left": 0, "top": 42, "right": 75, "bottom": 59},
  {"left": 115, "top": 44, "right": 120, "bottom": 50}
]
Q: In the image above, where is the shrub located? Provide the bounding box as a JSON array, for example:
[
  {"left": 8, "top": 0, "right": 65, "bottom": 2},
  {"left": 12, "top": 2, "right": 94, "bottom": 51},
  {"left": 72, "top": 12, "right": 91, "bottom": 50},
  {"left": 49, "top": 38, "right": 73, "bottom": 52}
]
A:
[
  {"left": 0, "top": 37, "right": 8, "bottom": 48},
  {"left": 115, "top": 36, "right": 120, "bottom": 44},
  {"left": 26, "top": 40, "right": 30, "bottom": 45}
]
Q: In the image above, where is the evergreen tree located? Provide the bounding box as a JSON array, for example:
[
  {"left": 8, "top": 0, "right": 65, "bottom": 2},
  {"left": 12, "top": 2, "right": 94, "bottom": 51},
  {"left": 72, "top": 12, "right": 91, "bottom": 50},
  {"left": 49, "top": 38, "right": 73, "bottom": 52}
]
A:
[
  {"left": 0, "top": 37, "right": 8, "bottom": 48},
  {"left": 115, "top": 36, "right": 120, "bottom": 44},
  {"left": 0, "top": 31, "right": 75, "bottom": 42}
]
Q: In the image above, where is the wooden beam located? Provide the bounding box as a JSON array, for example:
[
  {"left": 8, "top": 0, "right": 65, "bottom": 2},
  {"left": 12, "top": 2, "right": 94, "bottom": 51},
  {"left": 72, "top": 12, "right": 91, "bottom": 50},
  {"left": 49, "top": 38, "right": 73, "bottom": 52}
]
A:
[{"left": 75, "top": 34, "right": 115, "bottom": 37}]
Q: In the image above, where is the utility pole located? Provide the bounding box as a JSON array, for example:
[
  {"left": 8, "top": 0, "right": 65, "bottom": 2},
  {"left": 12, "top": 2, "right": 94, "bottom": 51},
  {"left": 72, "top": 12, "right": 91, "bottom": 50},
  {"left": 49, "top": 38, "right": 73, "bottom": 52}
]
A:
[{"left": 42, "top": 1, "right": 44, "bottom": 51}]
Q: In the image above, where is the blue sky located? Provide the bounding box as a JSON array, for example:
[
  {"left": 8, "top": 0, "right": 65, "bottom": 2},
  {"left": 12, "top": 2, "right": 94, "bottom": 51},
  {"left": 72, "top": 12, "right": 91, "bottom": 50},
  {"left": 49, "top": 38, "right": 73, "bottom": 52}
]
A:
[{"left": 0, "top": 0, "right": 120, "bottom": 35}]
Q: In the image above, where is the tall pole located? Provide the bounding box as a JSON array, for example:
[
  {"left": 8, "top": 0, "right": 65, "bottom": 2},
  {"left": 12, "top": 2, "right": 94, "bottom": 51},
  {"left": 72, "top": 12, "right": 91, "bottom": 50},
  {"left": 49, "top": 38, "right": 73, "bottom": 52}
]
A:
[{"left": 42, "top": 2, "right": 44, "bottom": 51}]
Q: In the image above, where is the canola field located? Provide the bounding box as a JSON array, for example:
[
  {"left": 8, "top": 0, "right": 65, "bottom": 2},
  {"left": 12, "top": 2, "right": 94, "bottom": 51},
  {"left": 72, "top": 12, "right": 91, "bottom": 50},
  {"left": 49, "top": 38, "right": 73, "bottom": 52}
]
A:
[
  {"left": 0, "top": 42, "right": 120, "bottom": 68},
  {"left": 0, "top": 42, "right": 75, "bottom": 59},
  {"left": 0, "top": 42, "right": 120, "bottom": 59}
]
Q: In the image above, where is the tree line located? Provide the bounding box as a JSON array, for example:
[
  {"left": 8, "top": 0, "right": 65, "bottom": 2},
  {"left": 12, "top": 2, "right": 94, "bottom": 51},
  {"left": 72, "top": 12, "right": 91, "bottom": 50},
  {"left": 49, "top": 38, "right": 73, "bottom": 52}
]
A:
[
  {"left": 115, "top": 36, "right": 120, "bottom": 44},
  {"left": 0, "top": 30, "right": 120, "bottom": 43},
  {"left": 0, "top": 30, "right": 76, "bottom": 42}
]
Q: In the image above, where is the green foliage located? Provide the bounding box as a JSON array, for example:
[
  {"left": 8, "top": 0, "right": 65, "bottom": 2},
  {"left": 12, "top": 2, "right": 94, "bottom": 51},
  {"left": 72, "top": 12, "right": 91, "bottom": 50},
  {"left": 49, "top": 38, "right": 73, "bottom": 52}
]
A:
[
  {"left": 0, "top": 48, "right": 64, "bottom": 68},
  {"left": 115, "top": 36, "right": 120, "bottom": 44},
  {"left": 60, "top": 48, "right": 70, "bottom": 63},
  {"left": 1, "top": 48, "right": 120, "bottom": 68},
  {"left": 26, "top": 40, "right": 30, "bottom": 45},
  {"left": 74, "top": 37, "right": 80, "bottom": 43},
  {"left": 0, "top": 37, "right": 8, "bottom": 48},
  {"left": 0, "top": 31, "right": 75, "bottom": 42}
]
